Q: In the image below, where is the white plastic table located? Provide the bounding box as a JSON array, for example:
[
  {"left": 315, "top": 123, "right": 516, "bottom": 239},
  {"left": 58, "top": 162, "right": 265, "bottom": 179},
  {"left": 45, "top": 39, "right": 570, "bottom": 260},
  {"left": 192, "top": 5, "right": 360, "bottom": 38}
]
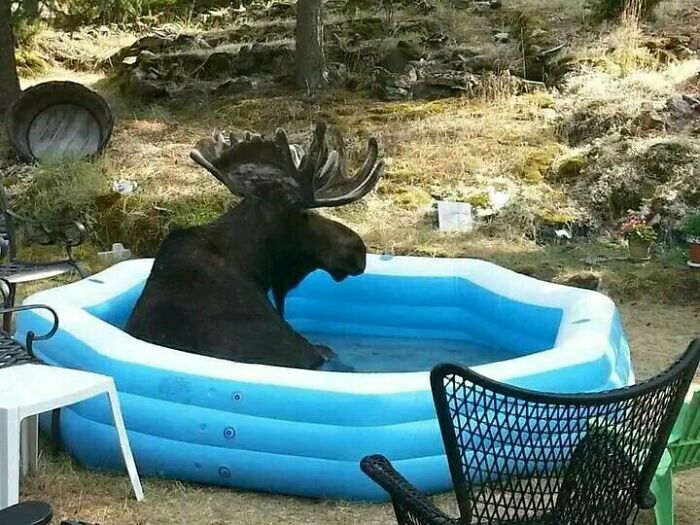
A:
[{"left": 0, "top": 363, "right": 144, "bottom": 509}]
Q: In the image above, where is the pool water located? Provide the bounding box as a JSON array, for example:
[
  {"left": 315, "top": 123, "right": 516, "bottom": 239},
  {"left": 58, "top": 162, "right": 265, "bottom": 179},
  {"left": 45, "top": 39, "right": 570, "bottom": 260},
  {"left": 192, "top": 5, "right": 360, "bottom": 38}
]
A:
[
  {"left": 85, "top": 272, "right": 556, "bottom": 374},
  {"left": 308, "top": 332, "right": 512, "bottom": 372}
]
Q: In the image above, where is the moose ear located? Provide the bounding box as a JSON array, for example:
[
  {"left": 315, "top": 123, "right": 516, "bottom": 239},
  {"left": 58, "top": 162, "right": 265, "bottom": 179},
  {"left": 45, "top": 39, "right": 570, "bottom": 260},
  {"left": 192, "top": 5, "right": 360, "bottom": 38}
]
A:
[{"left": 190, "top": 133, "right": 232, "bottom": 181}]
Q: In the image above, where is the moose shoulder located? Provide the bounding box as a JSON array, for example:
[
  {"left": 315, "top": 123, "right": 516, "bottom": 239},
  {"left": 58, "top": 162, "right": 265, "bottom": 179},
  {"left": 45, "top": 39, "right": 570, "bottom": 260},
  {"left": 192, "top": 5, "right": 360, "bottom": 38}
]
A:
[{"left": 125, "top": 121, "right": 384, "bottom": 369}]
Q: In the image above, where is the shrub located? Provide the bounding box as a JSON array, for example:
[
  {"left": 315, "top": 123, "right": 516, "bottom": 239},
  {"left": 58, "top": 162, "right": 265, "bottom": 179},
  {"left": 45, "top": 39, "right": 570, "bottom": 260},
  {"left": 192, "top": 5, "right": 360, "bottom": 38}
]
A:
[{"left": 681, "top": 214, "right": 700, "bottom": 243}]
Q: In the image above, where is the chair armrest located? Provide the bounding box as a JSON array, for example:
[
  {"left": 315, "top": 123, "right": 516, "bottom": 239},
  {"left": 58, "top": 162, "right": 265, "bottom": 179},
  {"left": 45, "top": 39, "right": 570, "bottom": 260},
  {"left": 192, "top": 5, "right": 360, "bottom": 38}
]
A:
[
  {"left": 5, "top": 209, "right": 87, "bottom": 248},
  {"left": 360, "top": 455, "right": 455, "bottom": 525},
  {"left": 0, "top": 304, "right": 60, "bottom": 342},
  {"left": 0, "top": 501, "right": 52, "bottom": 525}
]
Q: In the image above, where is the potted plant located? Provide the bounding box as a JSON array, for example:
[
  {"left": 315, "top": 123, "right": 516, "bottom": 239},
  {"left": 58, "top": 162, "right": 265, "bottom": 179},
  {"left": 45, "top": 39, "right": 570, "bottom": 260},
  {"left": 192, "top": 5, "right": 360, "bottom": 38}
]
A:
[
  {"left": 620, "top": 215, "right": 656, "bottom": 261},
  {"left": 681, "top": 213, "right": 700, "bottom": 268}
]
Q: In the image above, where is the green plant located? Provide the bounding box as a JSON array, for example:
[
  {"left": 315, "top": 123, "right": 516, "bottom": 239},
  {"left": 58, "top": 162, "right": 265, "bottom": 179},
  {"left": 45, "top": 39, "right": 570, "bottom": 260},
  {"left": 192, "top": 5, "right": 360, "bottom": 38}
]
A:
[
  {"left": 681, "top": 214, "right": 700, "bottom": 243},
  {"left": 10, "top": 159, "right": 109, "bottom": 230},
  {"left": 620, "top": 214, "right": 657, "bottom": 242}
]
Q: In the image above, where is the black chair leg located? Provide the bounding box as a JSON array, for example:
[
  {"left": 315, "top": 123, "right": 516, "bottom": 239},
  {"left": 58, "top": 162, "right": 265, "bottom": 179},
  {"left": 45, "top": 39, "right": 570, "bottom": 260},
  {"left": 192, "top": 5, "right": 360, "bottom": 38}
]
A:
[
  {"left": 51, "top": 408, "right": 62, "bottom": 455},
  {"left": 2, "top": 282, "right": 16, "bottom": 333}
]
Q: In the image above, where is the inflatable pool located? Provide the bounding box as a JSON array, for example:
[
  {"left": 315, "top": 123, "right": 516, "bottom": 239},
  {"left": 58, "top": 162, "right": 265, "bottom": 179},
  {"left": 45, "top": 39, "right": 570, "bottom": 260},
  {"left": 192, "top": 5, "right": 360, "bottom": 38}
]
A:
[{"left": 16, "top": 254, "right": 633, "bottom": 500}]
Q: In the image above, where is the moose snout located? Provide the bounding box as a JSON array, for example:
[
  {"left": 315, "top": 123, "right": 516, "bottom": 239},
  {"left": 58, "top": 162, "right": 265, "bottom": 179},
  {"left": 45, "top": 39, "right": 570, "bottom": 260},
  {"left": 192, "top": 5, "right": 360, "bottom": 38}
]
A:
[
  {"left": 347, "top": 252, "right": 367, "bottom": 276},
  {"left": 329, "top": 254, "right": 366, "bottom": 281}
]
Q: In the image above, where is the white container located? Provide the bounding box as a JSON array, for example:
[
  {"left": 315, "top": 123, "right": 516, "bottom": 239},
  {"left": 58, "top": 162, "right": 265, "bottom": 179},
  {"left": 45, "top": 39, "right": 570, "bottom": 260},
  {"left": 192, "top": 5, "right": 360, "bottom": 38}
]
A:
[
  {"left": 97, "top": 243, "right": 132, "bottom": 264},
  {"left": 437, "top": 201, "right": 473, "bottom": 232}
]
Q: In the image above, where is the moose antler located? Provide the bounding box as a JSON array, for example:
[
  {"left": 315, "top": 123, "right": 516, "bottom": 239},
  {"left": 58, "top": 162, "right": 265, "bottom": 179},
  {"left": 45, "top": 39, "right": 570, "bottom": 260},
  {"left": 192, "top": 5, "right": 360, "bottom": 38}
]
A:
[{"left": 190, "top": 120, "right": 384, "bottom": 208}]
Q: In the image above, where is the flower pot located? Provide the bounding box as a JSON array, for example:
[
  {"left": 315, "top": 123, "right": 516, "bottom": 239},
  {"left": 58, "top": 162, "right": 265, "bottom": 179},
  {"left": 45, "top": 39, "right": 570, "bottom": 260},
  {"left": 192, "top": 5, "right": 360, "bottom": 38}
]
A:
[
  {"left": 628, "top": 238, "right": 651, "bottom": 261},
  {"left": 688, "top": 241, "right": 700, "bottom": 268}
]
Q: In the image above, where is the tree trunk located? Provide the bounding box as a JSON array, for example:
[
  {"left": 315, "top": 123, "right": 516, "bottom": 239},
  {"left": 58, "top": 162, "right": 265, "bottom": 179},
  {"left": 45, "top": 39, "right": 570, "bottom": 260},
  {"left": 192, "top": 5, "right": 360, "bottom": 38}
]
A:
[
  {"left": 295, "top": 0, "right": 328, "bottom": 91},
  {"left": 0, "top": 0, "right": 20, "bottom": 114}
]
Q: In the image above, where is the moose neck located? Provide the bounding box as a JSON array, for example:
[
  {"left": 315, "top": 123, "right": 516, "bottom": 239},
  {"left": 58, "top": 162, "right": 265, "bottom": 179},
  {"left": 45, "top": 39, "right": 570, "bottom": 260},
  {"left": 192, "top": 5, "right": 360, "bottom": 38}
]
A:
[{"left": 207, "top": 199, "right": 304, "bottom": 293}]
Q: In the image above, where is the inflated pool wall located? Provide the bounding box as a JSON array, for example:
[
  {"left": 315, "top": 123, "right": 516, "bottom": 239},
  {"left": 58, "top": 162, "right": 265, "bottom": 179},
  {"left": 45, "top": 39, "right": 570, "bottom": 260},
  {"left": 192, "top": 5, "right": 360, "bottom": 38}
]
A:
[{"left": 16, "top": 255, "right": 634, "bottom": 500}]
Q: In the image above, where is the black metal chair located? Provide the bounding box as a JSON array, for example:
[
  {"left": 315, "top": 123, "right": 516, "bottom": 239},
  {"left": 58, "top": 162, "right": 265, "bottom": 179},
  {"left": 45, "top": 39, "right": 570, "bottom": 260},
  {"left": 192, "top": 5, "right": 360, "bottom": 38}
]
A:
[
  {"left": 0, "top": 177, "right": 87, "bottom": 332},
  {"left": 362, "top": 338, "right": 700, "bottom": 525},
  {"left": 0, "top": 273, "right": 60, "bottom": 369}
]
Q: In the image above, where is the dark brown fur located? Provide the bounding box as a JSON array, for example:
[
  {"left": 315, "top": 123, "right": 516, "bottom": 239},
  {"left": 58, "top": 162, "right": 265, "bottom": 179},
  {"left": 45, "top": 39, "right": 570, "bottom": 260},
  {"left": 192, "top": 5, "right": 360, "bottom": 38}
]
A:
[{"left": 125, "top": 199, "right": 365, "bottom": 369}]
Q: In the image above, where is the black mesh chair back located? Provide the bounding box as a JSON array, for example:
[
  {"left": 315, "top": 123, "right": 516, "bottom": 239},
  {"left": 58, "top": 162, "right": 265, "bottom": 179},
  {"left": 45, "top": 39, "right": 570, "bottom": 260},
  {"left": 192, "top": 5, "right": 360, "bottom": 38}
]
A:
[{"left": 430, "top": 339, "right": 700, "bottom": 525}]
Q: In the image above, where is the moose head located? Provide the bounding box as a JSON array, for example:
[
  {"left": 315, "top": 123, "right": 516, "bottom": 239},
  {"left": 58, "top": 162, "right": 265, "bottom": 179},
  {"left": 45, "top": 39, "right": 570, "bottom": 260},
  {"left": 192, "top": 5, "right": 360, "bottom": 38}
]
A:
[{"left": 189, "top": 120, "right": 385, "bottom": 317}]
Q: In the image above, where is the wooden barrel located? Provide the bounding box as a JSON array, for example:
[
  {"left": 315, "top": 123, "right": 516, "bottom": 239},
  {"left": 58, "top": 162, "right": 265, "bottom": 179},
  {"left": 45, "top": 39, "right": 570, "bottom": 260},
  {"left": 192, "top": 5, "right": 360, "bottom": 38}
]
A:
[{"left": 5, "top": 81, "right": 114, "bottom": 163}]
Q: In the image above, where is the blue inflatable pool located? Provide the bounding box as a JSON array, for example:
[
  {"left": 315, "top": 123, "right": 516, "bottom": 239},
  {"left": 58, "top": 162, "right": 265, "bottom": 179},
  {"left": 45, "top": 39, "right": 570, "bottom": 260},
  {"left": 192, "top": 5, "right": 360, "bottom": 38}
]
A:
[{"left": 16, "top": 254, "right": 633, "bottom": 500}]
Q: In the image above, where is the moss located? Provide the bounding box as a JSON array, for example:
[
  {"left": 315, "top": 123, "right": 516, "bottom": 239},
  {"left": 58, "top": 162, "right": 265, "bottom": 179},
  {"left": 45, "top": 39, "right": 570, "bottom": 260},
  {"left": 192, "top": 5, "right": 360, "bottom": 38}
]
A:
[
  {"left": 553, "top": 153, "right": 587, "bottom": 180},
  {"left": 520, "top": 144, "right": 564, "bottom": 183},
  {"left": 465, "top": 191, "right": 491, "bottom": 209},
  {"left": 522, "top": 92, "right": 556, "bottom": 109},
  {"left": 535, "top": 208, "right": 579, "bottom": 224},
  {"left": 381, "top": 185, "right": 434, "bottom": 209},
  {"left": 15, "top": 48, "right": 49, "bottom": 77}
]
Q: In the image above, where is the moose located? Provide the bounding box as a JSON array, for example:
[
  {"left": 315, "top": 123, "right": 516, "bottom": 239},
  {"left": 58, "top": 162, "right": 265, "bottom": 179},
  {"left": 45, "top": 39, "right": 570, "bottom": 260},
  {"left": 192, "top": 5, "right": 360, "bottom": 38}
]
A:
[{"left": 125, "top": 121, "right": 384, "bottom": 370}]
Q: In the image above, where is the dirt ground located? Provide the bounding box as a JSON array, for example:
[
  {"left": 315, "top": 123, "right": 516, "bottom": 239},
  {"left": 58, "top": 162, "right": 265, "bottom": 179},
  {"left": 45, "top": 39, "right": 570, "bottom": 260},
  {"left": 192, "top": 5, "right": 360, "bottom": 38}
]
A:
[{"left": 17, "top": 300, "right": 700, "bottom": 525}]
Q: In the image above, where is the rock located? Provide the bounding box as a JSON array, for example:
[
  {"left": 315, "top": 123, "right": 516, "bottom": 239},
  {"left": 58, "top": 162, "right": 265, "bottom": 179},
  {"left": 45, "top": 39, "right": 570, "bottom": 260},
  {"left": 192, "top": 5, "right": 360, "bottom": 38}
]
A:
[
  {"left": 675, "top": 46, "right": 695, "bottom": 60},
  {"left": 424, "top": 32, "right": 452, "bottom": 46},
  {"left": 494, "top": 32, "right": 510, "bottom": 44},
  {"left": 111, "top": 180, "right": 138, "bottom": 196},
  {"left": 541, "top": 108, "right": 558, "bottom": 122},
  {"left": 556, "top": 272, "right": 601, "bottom": 291},
  {"left": 205, "top": 52, "right": 234, "bottom": 76},
  {"left": 380, "top": 60, "right": 480, "bottom": 101},
  {"left": 137, "top": 34, "right": 171, "bottom": 53},
  {"left": 666, "top": 94, "right": 695, "bottom": 117},
  {"left": 634, "top": 109, "right": 666, "bottom": 132},
  {"left": 473, "top": 186, "right": 511, "bottom": 218},
  {"left": 393, "top": 65, "right": 419, "bottom": 89},
  {"left": 378, "top": 41, "right": 423, "bottom": 73},
  {"left": 214, "top": 77, "right": 255, "bottom": 93},
  {"left": 383, "top": 86, "right": 411, "bottom": 101},
  {"left": 461, "top": 54, "right": 496, "bottom": 73},
  {"left": 128, "top": 68, "right": 169, "bottom": 99},
  {"left": 327, "top": 62, "right": 349, "bottom": 84},
  {"left": 580, "top": 255, "right": 609, "bottom": 266},
  {"left": 139, "top": 50, "right": 158, "bottom": 63},
  {"left": 684, "top": 94, "right": 700, "bottom": 108}
]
